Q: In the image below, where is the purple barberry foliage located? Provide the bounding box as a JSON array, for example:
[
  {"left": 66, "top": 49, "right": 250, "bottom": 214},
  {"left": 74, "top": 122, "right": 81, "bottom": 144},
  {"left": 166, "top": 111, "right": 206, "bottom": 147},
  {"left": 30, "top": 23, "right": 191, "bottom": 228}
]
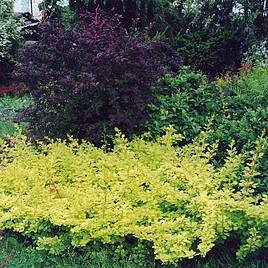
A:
[{"left": 15, "top": 10, "right": 181, "bottom": 144}]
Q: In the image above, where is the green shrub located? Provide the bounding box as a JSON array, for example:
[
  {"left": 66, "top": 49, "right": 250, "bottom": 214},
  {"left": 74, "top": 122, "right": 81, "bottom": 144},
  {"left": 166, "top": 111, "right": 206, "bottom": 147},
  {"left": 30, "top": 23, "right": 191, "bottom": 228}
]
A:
[
  {"left": 215, "top": 66, "right": 268, "bottom": 192},
  {"left": 145, "top": 67, "right": 219, "bottom": 143},
  {"left": 145, "top": 65, "right": 268, "bottom": 191},
  {"left": 0, "top": 0, "right": 21, "bottom": 85},
  {"left": 0, "top": 130, "right": 267, "bottom": 264}
]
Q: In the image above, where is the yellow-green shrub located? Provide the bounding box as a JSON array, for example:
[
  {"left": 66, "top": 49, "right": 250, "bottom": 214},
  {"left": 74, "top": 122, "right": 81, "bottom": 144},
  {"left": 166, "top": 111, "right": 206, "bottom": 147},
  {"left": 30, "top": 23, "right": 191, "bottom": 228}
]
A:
[{"left": 0, "top": 130, "right": 267, "bottom": 263}]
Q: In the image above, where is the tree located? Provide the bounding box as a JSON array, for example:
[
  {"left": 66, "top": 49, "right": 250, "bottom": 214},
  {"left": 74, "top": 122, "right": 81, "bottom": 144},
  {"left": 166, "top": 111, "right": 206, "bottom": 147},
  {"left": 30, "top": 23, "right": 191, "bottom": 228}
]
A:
[{"left": 153, "top": 0, "right": 268, "bottom": 75}]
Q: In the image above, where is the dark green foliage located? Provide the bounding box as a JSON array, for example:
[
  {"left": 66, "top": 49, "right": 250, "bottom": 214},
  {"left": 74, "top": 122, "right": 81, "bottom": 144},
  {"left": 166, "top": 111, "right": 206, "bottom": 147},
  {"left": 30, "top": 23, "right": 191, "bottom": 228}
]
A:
[
  {"left": 1, "top": 234, "right": 268, "bottom": 267},
  {"left": 145, "top": 67, "right": 220, "bottom": 142},
  {"left": 153, "top": 0, "right": 268, "bottom": 76},
  {"left": 145, "top": 65, "right": 268, "bottom": 191}
]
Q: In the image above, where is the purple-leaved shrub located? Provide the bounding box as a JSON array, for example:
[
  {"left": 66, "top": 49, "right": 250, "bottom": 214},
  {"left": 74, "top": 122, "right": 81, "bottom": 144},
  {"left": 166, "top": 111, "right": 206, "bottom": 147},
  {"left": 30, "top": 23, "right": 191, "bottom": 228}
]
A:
[{"left": 15, "top": 10, "right": 181, "bottom": 144}]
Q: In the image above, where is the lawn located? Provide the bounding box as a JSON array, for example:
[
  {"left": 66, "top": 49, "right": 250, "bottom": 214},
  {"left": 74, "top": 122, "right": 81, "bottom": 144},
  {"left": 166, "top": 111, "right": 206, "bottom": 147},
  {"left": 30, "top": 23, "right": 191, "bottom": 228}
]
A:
[{"left": 0, "top": 95, "right": 32, "bottom": 138}]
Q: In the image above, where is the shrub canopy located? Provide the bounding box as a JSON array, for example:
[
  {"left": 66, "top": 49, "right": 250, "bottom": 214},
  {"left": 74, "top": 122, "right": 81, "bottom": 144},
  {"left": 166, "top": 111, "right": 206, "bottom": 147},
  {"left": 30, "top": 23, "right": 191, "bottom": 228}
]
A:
[
  {"left": 145, "top": 66, "right": 268, "bottom": 192},
  {"left": 0, "top": 130, "right": 267, "bottom": 263},
  {"left": 15, "top": 11, "right": 181, "bottom": 144}
]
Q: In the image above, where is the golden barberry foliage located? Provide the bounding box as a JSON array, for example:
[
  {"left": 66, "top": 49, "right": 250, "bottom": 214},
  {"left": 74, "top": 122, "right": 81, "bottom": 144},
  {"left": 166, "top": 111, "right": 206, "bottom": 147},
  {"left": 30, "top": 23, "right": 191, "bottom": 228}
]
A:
[{"left": 0, "top": 130, "right": 267, "bottom": 263}]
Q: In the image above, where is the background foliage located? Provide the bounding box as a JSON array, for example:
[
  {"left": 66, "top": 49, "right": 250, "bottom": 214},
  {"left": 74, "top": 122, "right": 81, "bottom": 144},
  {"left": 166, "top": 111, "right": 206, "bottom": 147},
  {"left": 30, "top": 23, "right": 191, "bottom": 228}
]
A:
[
  {"left": 145, "top": 65, "right": 268, "bottom": 191},
  {"left": 0, "top": 0, "right": 21, "bottom": 85},
  {"left": 39, "top": 0, "right": 268, "bottom": 75},
  {"left": 153, "top": 0, "right": 268, "bottom": 76}
]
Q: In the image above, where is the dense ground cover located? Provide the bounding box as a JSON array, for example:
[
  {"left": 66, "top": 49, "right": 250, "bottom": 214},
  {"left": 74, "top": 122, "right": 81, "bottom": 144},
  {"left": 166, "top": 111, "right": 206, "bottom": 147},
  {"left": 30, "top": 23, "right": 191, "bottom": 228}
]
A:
[{"left": 0, "top": 128, "right": 267, "bottom": 265}]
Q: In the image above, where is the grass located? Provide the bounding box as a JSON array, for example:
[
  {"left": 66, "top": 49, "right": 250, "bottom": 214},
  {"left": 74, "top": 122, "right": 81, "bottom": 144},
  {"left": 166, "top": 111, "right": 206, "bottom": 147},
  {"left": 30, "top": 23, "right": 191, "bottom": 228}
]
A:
[
  {"left": 0, "top": 95, "right": 32, "bottom": 117},
  {"left": 0, "top": 120, "right": 17, "bottom": 138},
  {"left": 0, "top": 95, "right": 32, "bottom": 138},
  {"left": 0, "top": 235, "right": 154, "bottom": 268},
  {"left": 0, "top": 235, "right": 268, "bottom": 268}
]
